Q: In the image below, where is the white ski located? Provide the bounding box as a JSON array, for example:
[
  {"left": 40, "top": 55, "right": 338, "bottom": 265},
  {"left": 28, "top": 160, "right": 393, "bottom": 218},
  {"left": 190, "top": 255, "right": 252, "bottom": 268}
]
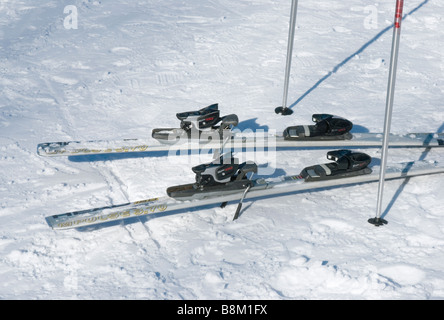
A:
[
  {"left": 37, "top": 132, "right": 444, "bottom": 157},
  {"left": 46, "top": 159, "right": 444, "bottom": 230}
]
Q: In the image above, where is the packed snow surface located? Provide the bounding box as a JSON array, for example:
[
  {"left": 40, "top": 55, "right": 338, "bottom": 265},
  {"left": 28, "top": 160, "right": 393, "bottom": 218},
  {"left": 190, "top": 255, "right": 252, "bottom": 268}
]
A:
[{"left": 1, "top": 0, "right": 444, "bottom": 299}]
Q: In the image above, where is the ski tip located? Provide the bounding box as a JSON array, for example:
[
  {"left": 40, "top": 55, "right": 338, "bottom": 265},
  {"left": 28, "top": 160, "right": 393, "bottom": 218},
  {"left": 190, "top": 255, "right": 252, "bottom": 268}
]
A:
[
  {"left": 36, "top": 144, "right": 48, "bottom": 156},
  {"left": 275, "top": 106, "right": 294, "bottom": 116},
  {"left": 45, "top": 215, "right": 58, "bottom": 230}
]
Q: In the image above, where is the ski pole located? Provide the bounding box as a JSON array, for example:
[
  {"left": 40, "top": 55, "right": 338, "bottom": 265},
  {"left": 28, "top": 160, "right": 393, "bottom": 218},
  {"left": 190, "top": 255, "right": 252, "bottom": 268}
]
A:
[
  {"left": 275, "top": 0, "right": 298, "bottom": 116},
  {"left": 233, "top": 184, "right": 252, "bottom": 221},
  {"left": 369, "top": 0, "right": 404, "bottom": 227}
]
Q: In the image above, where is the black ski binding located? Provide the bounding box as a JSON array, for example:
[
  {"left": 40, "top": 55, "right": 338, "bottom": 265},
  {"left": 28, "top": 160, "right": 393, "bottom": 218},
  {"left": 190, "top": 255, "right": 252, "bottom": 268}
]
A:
[
  {"left": 283, "top": 114, "right": 353, "bottom": 141},
  {"left": 152, "top": 104, "right": 239, "bottom": 142},
  {"left": 300, "top": 149, "right": 372, "bottom": 182},
  {"left": 167, "top": 153, "right": 257, "bottom": 200}
]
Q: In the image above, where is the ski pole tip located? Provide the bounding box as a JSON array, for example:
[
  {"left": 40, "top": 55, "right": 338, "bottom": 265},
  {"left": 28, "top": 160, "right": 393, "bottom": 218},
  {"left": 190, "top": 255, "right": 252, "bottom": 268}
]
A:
[
  {"left": 368, "top": 217, "right": 388, "bottom": 227},
  {"left": 233, "top": 204, "right": 242, "bottom": 221},
  {"left": 275, "top": 106, "right": 294, "bottom": 116}
]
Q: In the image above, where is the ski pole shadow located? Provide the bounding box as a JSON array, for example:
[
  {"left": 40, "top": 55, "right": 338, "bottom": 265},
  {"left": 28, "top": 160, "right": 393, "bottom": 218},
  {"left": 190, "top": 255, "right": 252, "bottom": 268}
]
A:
[
  {"left": 286, "top": 0, "right": 429, "bottom": 111},
  {"left": 380, "top": 149, "right": 430, "bottom": 220},
  {"left": 380, "top": 120, "right": 443, "bottom": 220}
]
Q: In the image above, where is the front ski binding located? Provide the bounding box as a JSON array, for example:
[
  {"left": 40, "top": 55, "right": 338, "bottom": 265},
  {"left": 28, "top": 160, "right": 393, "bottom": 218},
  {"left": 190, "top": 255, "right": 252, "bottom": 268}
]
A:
[
  {"left": 167, "top": 152, "right": 257, "bottom": 200},
  {"left": 283, "top": 114, "right": 353, "bottom": 141},
  {"left": 300, "top": 149, "right": 372, "bottom": 181},
  {"left": 152, "top": 104, "right": 239, "bottom": 143}
]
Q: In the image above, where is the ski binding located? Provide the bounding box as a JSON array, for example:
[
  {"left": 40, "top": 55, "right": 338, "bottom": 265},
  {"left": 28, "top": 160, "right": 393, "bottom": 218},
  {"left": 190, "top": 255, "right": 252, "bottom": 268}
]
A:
[{"left": 151, "top": 103, "right": 239, "bottom": 143}]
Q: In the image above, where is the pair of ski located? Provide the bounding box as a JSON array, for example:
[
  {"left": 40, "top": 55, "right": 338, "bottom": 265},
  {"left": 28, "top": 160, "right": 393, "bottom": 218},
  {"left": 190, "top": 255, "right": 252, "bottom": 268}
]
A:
[{"left": 41, "top": 105, "right": 444, "bottom": 230}]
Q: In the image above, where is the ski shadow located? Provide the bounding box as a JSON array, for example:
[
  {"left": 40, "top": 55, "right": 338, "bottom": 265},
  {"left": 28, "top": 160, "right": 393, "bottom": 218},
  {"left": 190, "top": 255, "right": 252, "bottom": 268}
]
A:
[
  {"left": 68, "top": 147, "right": 226, "bottom": 163},
  {"left": 350, "top": 124, "right": 370, "bottom": 134},
  {"left": 256, "top": 165, "right": 287, "bottom": 179},
  {"left": 236, "top": 118, "right": 269, "bottom": 132},
  {"left": 286, "top": 0, "right": 429, "bottom": 111},
  {"left": 68, "top": 150, "right": 172, "bottom": 162},
  {"left": 380, "top": 120, "right": 444, "bottom": 220},
  {"left": 370, "top": 157, "right": 381, "bottom": 167}
]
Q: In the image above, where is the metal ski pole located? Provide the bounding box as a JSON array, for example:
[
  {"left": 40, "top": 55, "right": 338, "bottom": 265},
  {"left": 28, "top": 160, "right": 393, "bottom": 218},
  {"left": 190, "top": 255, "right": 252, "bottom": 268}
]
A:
[
  {"left": 275, "top": 0, "right": 298, "bottom": 116},
  {"left": 369, "top": 0, "right": 404, "bottom": 227}
]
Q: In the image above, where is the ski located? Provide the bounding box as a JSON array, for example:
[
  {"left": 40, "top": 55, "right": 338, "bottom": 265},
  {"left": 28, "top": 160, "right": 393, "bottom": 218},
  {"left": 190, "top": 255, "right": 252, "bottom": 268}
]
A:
[
  {"left": 46, "top": 151, "right": 444, "bottom": 230},
  {"left": 37, "top": 138, "right": 156, "bottom": 157},
  {"left": 37, "top": 110, "right": 444, "bottom": 157},
  {"left": 37, "top": 131, "right": 444, "bottom": 157}
]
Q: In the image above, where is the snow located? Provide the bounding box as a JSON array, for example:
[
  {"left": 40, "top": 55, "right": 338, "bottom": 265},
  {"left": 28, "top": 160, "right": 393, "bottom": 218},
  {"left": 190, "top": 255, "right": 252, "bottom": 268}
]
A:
[{"left": 1, "top": 0, "right": 444, "bottom": 300}]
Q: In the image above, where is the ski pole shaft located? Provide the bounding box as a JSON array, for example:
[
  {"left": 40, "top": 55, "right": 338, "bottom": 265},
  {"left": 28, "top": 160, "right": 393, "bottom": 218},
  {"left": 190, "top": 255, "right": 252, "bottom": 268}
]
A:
[
  {"left": 275, "top": 0, "right": 298, "bottom": 115},
  {"left": 373, "top": 0, "right": 404, "bottom": 225},
  {"left": 280, "top": 0, "right": 298, "bottom": 113}
]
